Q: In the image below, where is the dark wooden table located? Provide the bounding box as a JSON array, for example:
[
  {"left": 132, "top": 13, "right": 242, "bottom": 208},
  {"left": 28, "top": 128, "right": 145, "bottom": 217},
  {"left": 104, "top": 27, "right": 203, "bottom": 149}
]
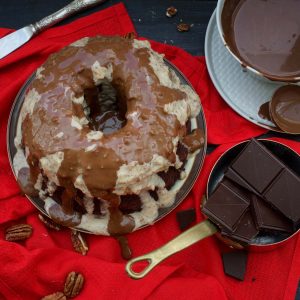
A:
[{"left": 0, "top": 0, "right": 299, "bottom": 299}]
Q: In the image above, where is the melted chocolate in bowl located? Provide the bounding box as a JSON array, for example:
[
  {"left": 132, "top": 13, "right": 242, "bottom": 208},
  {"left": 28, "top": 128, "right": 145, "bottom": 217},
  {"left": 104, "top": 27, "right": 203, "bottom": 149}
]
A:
[
  {"left": 270, "top": 85, "right": 300, "bottom": 133},
  {"left": 222, "top": 0, "right": 300, "bottom": 81}
]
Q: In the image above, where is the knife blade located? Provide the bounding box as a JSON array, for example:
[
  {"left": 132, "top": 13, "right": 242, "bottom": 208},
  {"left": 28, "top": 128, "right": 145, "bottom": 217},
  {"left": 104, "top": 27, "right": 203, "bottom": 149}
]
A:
[
  {"left": 0, "top": 0, "right": 107, "bottom": 60},
  {"left": 0, "top": 26, "right": 36, "bottom": 59}
]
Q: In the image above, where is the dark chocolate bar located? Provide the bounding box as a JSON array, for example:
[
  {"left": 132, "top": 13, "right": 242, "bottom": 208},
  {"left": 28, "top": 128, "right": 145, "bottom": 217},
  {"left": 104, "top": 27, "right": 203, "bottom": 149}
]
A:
[
  {"left": 264, "top": 169, "right": 300, "bottom": 227},
  {"left": 231, "top": 139, "right": 283, "bottom": 193},
  {"left": 251, "top": 194, "right": 293, "bottom": 233}
]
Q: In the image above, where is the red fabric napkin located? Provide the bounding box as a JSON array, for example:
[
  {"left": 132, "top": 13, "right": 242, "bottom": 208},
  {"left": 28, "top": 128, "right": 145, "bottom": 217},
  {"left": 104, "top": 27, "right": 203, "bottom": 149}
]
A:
[{"left": 0, "top": 3, "right": 299, "bottom": 300}]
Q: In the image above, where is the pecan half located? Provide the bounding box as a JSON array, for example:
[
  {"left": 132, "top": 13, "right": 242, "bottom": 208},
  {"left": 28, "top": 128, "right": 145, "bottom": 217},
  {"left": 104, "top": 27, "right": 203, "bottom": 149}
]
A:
[
  {"left": 71, "top": 230, "right": 88, "bottom": 256},
  {"left": 5, "top": 224, "right": 33, "bottom": 241},
  {"left": 38, "top": 214, "right": 62, "bottom": 231},
  {"left": 124, "top": 32, "right": 136, "bottom": 40},
  {"left": 177, "top": 23, "right": 190, "bottom": 32},
  {"left": 64, "top": 272, "right": 84, "bottom": 298},
  {"left": 41, "top": 292, "right": 66, "bottom": 300},
  {"left": 166, "top": 6, "right": 178, "bottom": 17}
]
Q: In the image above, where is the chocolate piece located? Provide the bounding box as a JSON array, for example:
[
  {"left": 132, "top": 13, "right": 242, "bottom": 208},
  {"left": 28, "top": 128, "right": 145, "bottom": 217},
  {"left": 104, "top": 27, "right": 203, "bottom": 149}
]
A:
[
  {"left": 231, "top": 139, "right": 283, "bottom": 193},
  {"left": 222, "top": 0, "right": 300, "bottom": 80},
  {"left": 264, "top": 169, "right": 300, "bottom": 226},
  {"left": 222, "top": 250, "right": 248, "bottom": 281},
  {"left": 224, "top": 168, "right": 258, "bottom": 195},
  {"left": 270, "top": 85, "right": 300, "bottom": 134},
  {"left": 149, "top": 189, "right": 159, "bottom": 201},
  {"left": 119, "top": 194, "right": 142, "bottom": 214},
  {"left": 176, "top": 208, "right": 196, "bottom": 231},
  {"left": 202, "top": 182, "right": 249, "bottom": 232},
  {"left": 176, "top": 142, "right": 189, "bottom": 162},
  {"left": 158, "top": 167, "right": 181, "bottom": 190},
  {"left": 251, "top": 195, "right": 293, "bottom": 233},
  {"left": 222, "top": 210, "right": 259, "bottom": 244}
]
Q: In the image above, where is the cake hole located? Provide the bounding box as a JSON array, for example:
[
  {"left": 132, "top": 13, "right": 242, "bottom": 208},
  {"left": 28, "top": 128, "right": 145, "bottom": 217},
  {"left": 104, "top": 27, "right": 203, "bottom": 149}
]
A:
[{"left": 84, "top": 78, "right": 127, "bottom": 134}]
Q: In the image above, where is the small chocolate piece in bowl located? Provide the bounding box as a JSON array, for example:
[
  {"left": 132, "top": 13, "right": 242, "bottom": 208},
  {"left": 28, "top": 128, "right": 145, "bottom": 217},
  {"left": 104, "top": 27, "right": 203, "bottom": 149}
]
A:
[
  {"left": 269, "top": 85, "right": 300, "bottom": 134},
  {"left": 126, "top": 139, "right": 300, "bottom": 279}
]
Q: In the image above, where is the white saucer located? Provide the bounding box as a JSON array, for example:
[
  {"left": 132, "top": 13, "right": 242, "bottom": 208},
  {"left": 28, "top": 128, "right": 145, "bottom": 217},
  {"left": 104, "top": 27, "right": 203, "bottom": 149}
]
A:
[{"left": 205, "top": 10, "right": 286, "bottom": 132}]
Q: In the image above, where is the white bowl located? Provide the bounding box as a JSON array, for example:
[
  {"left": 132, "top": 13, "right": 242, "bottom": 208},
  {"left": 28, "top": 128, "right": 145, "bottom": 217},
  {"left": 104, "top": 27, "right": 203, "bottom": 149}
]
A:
[{"left": 215, "top": 0, "right": 300, "bottom": 84}]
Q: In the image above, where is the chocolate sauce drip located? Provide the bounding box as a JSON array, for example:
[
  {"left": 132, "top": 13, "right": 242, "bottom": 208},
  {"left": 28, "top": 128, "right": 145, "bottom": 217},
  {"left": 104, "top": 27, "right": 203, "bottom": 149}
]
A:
[
  {"left": 270, "top": 85, "right": 300, "bottom": 133},
  {"left": 182, "top": 128, "right": 205, "bottom": 152},
  {"left": 222, "top": 0, "right": 300, "bottom": 80},
  {"left": 258, "top": 102, "right": 272, "bottom": 121},
  {"left": 116, "top": 236, "right": 132, "bottom": 260},
  {"left": 108, "top": 207, "right": 135, "bottom": 236}
]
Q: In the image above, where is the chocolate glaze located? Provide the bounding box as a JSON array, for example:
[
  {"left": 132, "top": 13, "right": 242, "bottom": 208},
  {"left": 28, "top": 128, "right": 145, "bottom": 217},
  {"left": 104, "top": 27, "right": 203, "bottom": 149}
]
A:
[
  {"left": 116, "top": 236, "right": 132, "bottom": 260},
  {"left": 182, "top": 128, "right": 205, "bottom": 153},
  {"left": 22, "top": 36, "right": 186, "bottom": 197},
  {"left": 270, "top": 85, "right": 300, "bottom": 133},
  {"left": 222, "top": 0, "right": 300, "bottom": 81},
  {"left": 94, "top": 111, "right": 126, "bottom": 134}
]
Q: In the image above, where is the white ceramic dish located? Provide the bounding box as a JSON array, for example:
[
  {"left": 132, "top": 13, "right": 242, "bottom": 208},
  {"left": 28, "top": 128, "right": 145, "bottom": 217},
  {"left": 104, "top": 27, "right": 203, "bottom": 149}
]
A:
[{"left": 205, "top": 10, "right": 288, "bottom": 132}]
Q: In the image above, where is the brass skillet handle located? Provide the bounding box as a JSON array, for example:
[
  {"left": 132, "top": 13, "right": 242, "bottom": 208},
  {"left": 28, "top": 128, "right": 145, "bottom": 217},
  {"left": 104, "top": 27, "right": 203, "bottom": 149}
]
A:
[{"left": 125, "top": 219, "right": 218, "bottom": 279}]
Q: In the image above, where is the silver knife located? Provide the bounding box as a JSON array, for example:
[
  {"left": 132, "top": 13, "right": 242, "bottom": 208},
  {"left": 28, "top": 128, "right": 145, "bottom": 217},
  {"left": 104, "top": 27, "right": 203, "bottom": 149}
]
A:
[{"left": 0, "top": 0, "right": 107, "bottom": 59}]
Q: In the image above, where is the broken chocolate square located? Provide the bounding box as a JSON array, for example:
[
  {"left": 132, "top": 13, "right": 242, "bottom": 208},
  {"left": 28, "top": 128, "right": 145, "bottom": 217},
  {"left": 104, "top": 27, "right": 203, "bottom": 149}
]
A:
[
  {"left": 263, "top": 169, "right": 300, "bottom": 227},
  {"left": 176, "top": 208, "right": 196, "bottom": 231},
  {"left": 158, "top": 167, "right": 181, "bottom": 190},
  {"left": 251, "top": 194, "right": 293, "bottom": 233},
  {"left": 231, "top": 139, "right": 283, "bottom": 193},
  {"left": 202, "top": 182, "right": 249, "bottom": 232},
  {"left": 222, "top": 210, "right": 259, "bottom": 244},
  {"left": 222, "top": 250, "right": 248, "bottom": 281}
]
